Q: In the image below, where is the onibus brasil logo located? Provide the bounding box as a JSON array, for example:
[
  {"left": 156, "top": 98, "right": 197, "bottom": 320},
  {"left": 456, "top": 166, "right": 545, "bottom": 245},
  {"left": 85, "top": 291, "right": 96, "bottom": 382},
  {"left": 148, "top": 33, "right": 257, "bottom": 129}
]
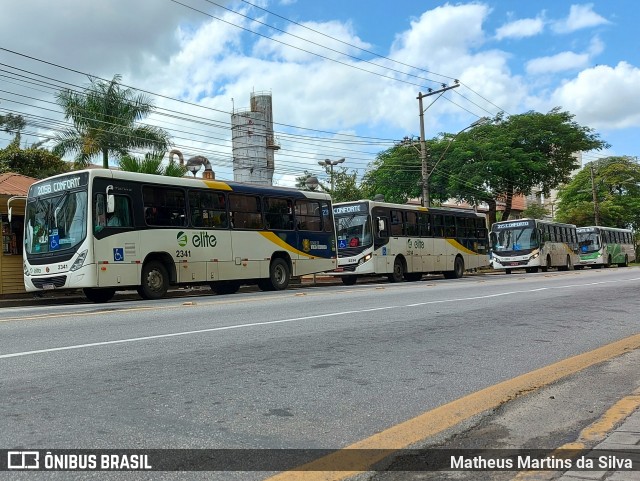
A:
[{"left": 177, "top": 231, "right": 217, "bottom": 248}]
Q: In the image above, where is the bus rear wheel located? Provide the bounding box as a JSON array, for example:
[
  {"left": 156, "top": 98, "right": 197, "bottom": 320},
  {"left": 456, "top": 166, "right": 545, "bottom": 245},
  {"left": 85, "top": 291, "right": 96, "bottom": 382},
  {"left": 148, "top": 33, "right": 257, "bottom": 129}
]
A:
[
  {"left": 341, "top": 276, "right": 358, "bottom": 286},
  {"left": 618, "top": 255, "right": 629, "bottom": 268},
  {"left": 260, "top": 258, "right": 291, "bottom": 291},
  {"left": 138, "top": 261, "right": 169, "bottom": 300},
  {"left": 444, "top": 256, "right": 464, "bottom": 279},
  {"left": 558, "top": 255, "right": 572, "bottom": 271},
  {"left": 83, "top": 287, "right": 115, "bottom": 303}
]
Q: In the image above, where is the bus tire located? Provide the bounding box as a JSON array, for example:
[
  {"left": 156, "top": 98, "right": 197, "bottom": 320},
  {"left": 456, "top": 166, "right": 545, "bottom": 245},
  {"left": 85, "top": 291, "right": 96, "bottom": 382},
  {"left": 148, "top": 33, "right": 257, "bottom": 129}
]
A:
[
  {"left": 505, "top": 269, "right": 512, "bottom": 274},
  {"left": 525, "top": 267, "right": 538, "bottom": 273},
  {"left": 444, "top": 256, "right": 464, "bottom": 279},
  {"left": 541, "top": 255, "right": 551, "bottom": 272},
  {"left": 83, "top": 287, "right": 115, "bottom": 303},
  {"left": 266, "top": 258, "right": 290, "bottom": 291},
  {"left": 604, "top": 255, "right": 612, "bottom": 268},
  {"left": 341, "top": 276, "right": 358, "bottom": 286},
  {"left": 618, "top": 255, "right": 629, "bottom": 268},
  {"left": 558, "top": 255, "right": 572, "bottom": 271},
  {"left": 138, "top": 260, "right": 169, "bottom": 300},
  {"left": 388, "top": 257, "right": 405, "bottom": 283},
  {"left": 211, "top": 281, "right": 240, "bottom": 295}
]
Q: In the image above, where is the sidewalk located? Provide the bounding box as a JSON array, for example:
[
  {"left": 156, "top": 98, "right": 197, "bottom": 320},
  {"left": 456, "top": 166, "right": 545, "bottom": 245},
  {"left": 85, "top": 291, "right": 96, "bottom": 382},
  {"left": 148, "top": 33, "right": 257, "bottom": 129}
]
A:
[{"left": 555, "top": 408, "right": 640, "bottom": 481}]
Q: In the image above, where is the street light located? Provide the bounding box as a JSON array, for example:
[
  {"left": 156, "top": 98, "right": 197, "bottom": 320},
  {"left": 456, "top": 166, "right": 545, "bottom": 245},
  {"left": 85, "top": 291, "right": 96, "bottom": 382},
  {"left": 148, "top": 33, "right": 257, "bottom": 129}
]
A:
[{"left": 318, "top": 158, "right": 345, "bottom": 191}]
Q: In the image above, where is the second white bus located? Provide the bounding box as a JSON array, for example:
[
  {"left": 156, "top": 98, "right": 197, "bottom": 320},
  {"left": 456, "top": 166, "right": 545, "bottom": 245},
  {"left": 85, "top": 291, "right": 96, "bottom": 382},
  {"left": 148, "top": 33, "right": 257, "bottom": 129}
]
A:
[
  {"left": 329, "top": 200, "right": 490, "bottom": 285},
  {"left": 490, "top": 218, "right": 580, "bottom": 273}
]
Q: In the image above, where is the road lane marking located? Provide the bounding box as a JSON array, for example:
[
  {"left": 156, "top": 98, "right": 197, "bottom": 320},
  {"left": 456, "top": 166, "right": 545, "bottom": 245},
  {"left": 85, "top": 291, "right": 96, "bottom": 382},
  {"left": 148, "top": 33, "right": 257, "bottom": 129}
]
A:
[
  {"left": 512, "top": 387, "right": 640, "bottom": 480},
  {"left": 2, "top": 277, "right": 640, "bottom": 358},
  {"left": 262, "top": 334, "right": 640, "bottom": 481}
]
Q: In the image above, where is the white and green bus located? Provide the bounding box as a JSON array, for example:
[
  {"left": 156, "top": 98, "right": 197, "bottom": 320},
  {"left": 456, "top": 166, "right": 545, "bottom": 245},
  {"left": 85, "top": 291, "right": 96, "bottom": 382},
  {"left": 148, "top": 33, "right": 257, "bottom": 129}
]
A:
[
  {"left": 329, "top": 200, "right": 490, "bottom": 285},
  {"left": 490, "top": 218, "right": 580, "bottom": 274},
  {"left": 576, "top": 226, "right": 636, "bottom": 268},
  {"left": 21, "top": 169, "right": 336, "bottom": 302}
]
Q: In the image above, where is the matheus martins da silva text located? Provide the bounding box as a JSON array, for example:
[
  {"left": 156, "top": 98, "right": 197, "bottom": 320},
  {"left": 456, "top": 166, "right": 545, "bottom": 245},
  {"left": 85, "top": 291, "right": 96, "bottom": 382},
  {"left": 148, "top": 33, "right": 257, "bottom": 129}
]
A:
[{"left": 451, "top": 455, "right": 633, "bottom": 470}]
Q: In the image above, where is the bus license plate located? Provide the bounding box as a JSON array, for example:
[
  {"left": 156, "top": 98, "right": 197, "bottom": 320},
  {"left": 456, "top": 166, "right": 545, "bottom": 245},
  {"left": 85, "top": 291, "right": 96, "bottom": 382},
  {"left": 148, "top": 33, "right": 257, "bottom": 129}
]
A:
[
  {"left": 42, "top": 284, "right": 55, "bottom": 290},
  {"left": 509, "top": 262, "right": 520, "bottom": 266}
]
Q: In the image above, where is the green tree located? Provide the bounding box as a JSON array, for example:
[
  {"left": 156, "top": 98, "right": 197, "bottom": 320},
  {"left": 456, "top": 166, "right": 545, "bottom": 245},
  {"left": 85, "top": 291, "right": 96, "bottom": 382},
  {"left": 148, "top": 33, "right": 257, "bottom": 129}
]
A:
[
  {"left": 361, "top": 144, "right": 424, "bottom": 204},
  {"left": 295, "top": 167, "right": 368, "bottom": 202},
  {"left": 0, "top": 136, "right": 70, "bottom": 179},
  {"left": 434, "top": 109, "right": 607, "bottom": 225},
  {"left": 365, "top": 109, "right": 607, "bottom": 225},
  {"left": 118, "top": 151, "right": 187, "bottom": 177},
  {"left": 0, "top": 113, "right": 26, "bottom": 139},
  {"left": 53, "top": 74, "right": 171, "bottom": 169},
  {"left": 521, "top": 203, "right": 549, "bottom": 219},
  {"left": 555, "top": 156, "right": 640, "bottom": 229}
]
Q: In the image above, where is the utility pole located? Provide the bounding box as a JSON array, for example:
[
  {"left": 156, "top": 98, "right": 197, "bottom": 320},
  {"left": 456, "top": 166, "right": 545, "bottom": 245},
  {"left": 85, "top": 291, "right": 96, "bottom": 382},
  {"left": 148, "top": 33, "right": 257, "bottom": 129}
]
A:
[
  {"left": 418, "top": 82, "right": 459, "bottom": 207},
  {"left": 590, "top": 163, "right": 600, "bottom": 226}
]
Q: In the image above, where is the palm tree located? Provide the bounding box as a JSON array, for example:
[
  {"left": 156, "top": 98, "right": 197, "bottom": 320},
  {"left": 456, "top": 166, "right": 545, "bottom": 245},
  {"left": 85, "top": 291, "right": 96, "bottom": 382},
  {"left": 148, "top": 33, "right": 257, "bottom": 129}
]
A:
[
  {"left": 53, "top": 74, "right": 171, "bottom": 168},
  {"left": 118, "top": 151, "right": 187, "bottom": 177}
]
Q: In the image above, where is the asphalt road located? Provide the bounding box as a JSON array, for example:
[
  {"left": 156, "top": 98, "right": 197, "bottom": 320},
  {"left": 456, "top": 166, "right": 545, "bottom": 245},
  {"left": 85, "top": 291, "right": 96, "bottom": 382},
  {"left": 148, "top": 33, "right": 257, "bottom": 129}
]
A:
[{"left": 1, "top": 267, "right": 640, "bottom": 480}]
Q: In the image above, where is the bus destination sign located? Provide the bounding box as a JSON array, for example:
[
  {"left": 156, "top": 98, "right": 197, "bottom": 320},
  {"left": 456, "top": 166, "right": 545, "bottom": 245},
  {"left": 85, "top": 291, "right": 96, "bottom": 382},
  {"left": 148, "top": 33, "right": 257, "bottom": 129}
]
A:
[{"left": 29, "top": 173, "right": 89, "bottom": 197}]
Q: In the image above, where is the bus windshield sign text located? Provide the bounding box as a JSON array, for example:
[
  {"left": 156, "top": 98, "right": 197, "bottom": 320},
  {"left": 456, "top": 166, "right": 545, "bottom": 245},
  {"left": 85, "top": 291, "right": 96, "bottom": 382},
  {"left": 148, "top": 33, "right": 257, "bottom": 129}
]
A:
[{"left": 30, "top": 173, "right": 88, "bottom": 197}]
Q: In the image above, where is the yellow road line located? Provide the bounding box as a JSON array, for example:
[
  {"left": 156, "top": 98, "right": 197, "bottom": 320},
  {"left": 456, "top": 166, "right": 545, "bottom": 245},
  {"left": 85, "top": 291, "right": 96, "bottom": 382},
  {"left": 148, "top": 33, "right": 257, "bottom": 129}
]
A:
[
  {"left": 265, "top": 333, "right": 640, "bottom": 481},
  {"left": 512, "top": 387, "right": 640, "bottom": 480}
]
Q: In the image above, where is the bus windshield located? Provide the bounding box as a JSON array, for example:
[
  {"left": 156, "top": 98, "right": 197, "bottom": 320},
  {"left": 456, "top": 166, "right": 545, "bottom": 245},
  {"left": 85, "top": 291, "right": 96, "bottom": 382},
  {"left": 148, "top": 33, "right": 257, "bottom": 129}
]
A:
[
  {"left": 25, "top": 190, "right": 88, "bottom": 255},
  {"left": 492, "top": 226, "right": 539, "bottom": 254},
  {"left": 335, "top": 213, "right": 372, "bottom": 248},
  {"left": 578, "top": 231, "right": 601, "bottom": 253}
]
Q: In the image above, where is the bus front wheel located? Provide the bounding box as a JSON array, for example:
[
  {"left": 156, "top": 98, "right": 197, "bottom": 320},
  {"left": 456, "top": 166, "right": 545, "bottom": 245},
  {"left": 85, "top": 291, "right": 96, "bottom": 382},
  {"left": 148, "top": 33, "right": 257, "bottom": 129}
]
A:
[
  {"left": 138, "top": 261, "right": 169, "bottom": 300},
  {"left": 388, "top": 257, "right": 405, "bottom": 283},
  {"left": 83, "top": 288, "right": 115, "bottom": 303}
]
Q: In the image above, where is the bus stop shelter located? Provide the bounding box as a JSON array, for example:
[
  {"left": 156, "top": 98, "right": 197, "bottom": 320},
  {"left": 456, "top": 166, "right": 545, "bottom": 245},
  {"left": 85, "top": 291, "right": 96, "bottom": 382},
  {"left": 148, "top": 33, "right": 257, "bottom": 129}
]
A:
[{"left": 0, "top": 173, "right": 36, "bottom": 297}]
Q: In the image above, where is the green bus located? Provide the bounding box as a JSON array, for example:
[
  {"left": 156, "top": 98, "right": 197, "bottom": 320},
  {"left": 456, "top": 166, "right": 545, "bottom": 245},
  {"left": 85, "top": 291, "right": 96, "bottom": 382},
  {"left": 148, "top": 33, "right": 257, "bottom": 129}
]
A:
[{"left": 576, "top": 226, "right": 636, "bottom": 268}]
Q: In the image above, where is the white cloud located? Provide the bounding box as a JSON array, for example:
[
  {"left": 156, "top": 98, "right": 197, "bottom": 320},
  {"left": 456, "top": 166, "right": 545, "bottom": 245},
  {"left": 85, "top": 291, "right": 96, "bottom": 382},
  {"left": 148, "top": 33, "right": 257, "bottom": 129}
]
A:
[
  {"left": 525, "top": 36, "right": 606, "bottom": 75},
  {"left": 526, "top": 51, "right": 590, "bottom": 74},
  {"left": 495, "top": 17, "right": 545, "bottom": 40},
  {"left": 553, "top": 4, "right": 610, "bottom": 34},
  {"left": 551, "top": 62, "right": 640, "bottom": 129}
]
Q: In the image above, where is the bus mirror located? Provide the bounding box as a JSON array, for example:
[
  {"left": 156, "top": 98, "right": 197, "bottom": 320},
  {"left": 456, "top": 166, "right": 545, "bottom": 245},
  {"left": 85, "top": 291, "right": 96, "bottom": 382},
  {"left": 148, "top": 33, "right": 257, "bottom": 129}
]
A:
[
  {"left": 7, "top": 207, "right": 11, "bottom": 223},
  {"left": 377, "top": 217, "right": 386, "bottom": 233},
  {"left": 106, "top": 185, "right": 115, "bottom": 214}
]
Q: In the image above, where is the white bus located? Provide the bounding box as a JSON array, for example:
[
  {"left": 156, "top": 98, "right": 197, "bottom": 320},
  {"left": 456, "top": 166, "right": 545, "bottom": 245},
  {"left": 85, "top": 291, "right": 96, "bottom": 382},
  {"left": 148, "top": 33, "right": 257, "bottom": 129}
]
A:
[
  {"left": 329, "top": 200, "right": 490, "bottom": 285},
  {"left": 490, "top": 218, "right": 580, "bottom": 274},
  {"left": 22, "top": 169, "right": 337, "bottom": 302},
  {"left": 576, "top": 226, "right": 636, "bottom": 268}
]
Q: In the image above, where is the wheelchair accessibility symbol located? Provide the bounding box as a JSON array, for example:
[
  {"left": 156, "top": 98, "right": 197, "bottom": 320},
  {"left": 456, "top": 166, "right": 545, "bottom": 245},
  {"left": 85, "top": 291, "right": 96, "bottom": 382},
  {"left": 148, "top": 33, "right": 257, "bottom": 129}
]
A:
[
  {"left": 49, "top": 234, "right": 60, "bottom": 250},
  {"left": 113, "top": 248, "right": 124, "bottom": 262}
]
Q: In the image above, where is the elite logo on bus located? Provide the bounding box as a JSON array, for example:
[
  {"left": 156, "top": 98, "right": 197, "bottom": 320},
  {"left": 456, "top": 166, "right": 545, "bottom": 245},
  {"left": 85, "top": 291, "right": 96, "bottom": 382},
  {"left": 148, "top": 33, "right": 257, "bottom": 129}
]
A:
[
  {"left": 177, "top": 232, "right": 188, "bottom": 247},
  {"left": 176, "top": 231, "right": 217, "bottom": 248}
]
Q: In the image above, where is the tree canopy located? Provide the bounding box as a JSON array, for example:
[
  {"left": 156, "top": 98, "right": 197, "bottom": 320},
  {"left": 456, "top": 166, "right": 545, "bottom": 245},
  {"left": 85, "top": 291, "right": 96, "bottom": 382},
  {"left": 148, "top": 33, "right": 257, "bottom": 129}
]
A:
[
  {"left": 118, "top": 151, "right": 187, "bottom": 177},
  {"left": 555, "top": 156, "right": 640, "bottom": 229},
  {"left": 0, "top": 136, "right": 70, "bottom": 179},
  {"left": 52, "top": 74, "right": 171, "bottom": 169},
  {"left": 362, "top": 108, "right": 607, "bottom": 225}
]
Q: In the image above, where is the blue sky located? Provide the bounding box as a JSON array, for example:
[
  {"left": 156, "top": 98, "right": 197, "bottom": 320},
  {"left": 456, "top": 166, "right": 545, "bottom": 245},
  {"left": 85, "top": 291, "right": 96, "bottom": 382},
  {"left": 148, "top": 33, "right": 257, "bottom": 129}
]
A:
[{"left": 1, "top": 0, "right": 639, "bottom": 185}]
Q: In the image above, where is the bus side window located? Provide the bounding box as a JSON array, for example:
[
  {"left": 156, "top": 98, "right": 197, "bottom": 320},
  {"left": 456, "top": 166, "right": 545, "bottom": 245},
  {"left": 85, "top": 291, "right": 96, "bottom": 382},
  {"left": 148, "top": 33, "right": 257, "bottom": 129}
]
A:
[{"left": 94, "top": 194, "right": 106, "bottom": 232}]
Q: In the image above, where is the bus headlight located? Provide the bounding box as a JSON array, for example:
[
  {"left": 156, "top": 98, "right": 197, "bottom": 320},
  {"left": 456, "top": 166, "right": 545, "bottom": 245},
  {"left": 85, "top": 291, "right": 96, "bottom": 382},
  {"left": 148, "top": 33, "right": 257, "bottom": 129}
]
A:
[
  {"left": 359, "top": 254, "right": 372, "bottom": 264},
  {"left": 23, "top": 260, "right": 29, "bottom": 276},
  {"left": 529, "top": 252, "right": 540, "bottom": 260},
  {"left": 70, "top": 249, "right": 88, "bottom": 271}
]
